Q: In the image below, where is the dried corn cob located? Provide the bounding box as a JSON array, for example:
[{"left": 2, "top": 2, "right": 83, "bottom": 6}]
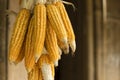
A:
[
  {"left": 25, "top": 16, "right": 35, "bottom": 73},
  {"left": 46, "top": 4, "right": 67, "bottom": 45},
  {"left": 34, "top": 0, "right": 46, "bottom": 62},
  {"left": 28, "top": 64, "right": 39, "bottom": 80},
  {"left": 55, "top": 1, "right": 76, "bottom": 53},
  {"left": 45, "top": 21, "right": 60, "bottom": 63}
]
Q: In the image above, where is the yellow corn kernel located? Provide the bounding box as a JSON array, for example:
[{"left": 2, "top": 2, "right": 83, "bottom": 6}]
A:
[
  {"left": 14, "top": 40, "right": 25, "bottom": 64},
  {"left": 55, "top": 1, "right": 76, "bottom": 53},
  {"left": 34, "top": 4, "right": 46, "bottom": 62},
  {"left": 38, "top": 68, "right": 43, "bottom": 80},
  {"left": 45, "top": 21, "right": 60, "bottom": 63},
  {"left": 28, "top": 64, "right": 39, "bottom": 80},
  {"left": 46, "top": 4, "right": 67, "bottom": 45},
  {"left": 38, "top": 54, "right": 52, "bottom": 68},
  {"left": 25, "top": 16, "right": 35, "bottom": 73},
  {"left": 9, "top": 8, "right": 30, "bottom": 62},
  {"left": 51, "top": 63, "right": 55, "bottom": 78}
]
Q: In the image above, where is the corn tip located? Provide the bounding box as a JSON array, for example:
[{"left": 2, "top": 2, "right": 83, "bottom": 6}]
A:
[
  {"left": 42, "top": 47, "right": 48, "bottom": 54},
  {"left": 54, "top": 61, "right": 59, "bottom": 67},
  {"left": 35, "top": 54, "right": 40, "bottom": 63},
  {"left": 58, "top": 47, "right": 62, "bottom": 55},
  {"left": 70, "top": 40, "right": 76, "bottom": 53},
  {"left": 63, "top": 43, "right": 69, "bottom": 54},
  {"left": 63, "top": 48, "right": 69, "bottom": 54},
  {"left": 62, "top": 37, "right": 67, "bottom": 44},
  {"left": 26, "top": 68, "right": 32, "bottom": 73}
]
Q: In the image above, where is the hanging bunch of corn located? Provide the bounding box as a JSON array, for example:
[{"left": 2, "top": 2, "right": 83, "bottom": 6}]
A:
[{"left": 8, "top": 0, "right": 76, "bottom": 79}]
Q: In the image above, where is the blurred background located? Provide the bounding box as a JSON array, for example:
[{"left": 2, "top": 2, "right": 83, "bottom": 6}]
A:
[{"left": 0, "top": 0, "right": 120, "bottom": 80}]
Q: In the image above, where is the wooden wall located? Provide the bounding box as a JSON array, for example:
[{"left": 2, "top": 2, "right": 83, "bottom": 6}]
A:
[{"left": 104, "top": 0, "right": 120, "bottom": 80}]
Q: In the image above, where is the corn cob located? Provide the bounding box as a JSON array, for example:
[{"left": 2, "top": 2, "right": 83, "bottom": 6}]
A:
[
  {"left": 14, "top": 40, "right": 26, "bottom": 64},
  {"left": 55, "top": 1, "right": 76, "bottom": 53},
  {"left": 25, "top": 16, "right": 35, "bottom": 73},
  {"left": 8, "top": 0, "right": 34, "bottom": 63},
  {"left": 45, "top": 21, "right": 60, "bottom": 63},
  {"left": 28, "top": 64, "right": 39, "bottom": 80},
  {"left": 46, "top": 4, "right": 67, "bottom": 45},
  {"left": 9, "top": 8, "right": 30, "bottom": 62},
  {"left": 34, "top": 2, "right": 46, "bottom": 62}
]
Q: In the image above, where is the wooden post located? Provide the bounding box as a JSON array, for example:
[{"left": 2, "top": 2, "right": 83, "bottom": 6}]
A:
[
  {"left": 0, "top": 0, "right": 8, "bottom": 80},
  {"left": 85, "top": 0, "right": 95, "bottom": 80},
  {"left": 93, "top": 0, "right": 105, "bottom": 80}
]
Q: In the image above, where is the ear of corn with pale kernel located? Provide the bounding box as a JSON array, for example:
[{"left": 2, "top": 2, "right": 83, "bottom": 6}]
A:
[
  {"left": 41, "top": 63, "right": 54, "bottom": 80},
  {"left": 45, "top": 21, "right": 60, "bottom": 63},
  {"left": 55, "top": 1, "right": 76, "bottom": 53},
  {"left": 25, "top": 16, "right": 35, "bottom": 73},
  {"left": 34, "top": 3, "right": 46, "bottom": 62},
  {"left": 9, "top": 8, "right": 30, "bottom": 62},
  {"left": 46, "top": 4, "right": 67, "bottom": 45}
]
